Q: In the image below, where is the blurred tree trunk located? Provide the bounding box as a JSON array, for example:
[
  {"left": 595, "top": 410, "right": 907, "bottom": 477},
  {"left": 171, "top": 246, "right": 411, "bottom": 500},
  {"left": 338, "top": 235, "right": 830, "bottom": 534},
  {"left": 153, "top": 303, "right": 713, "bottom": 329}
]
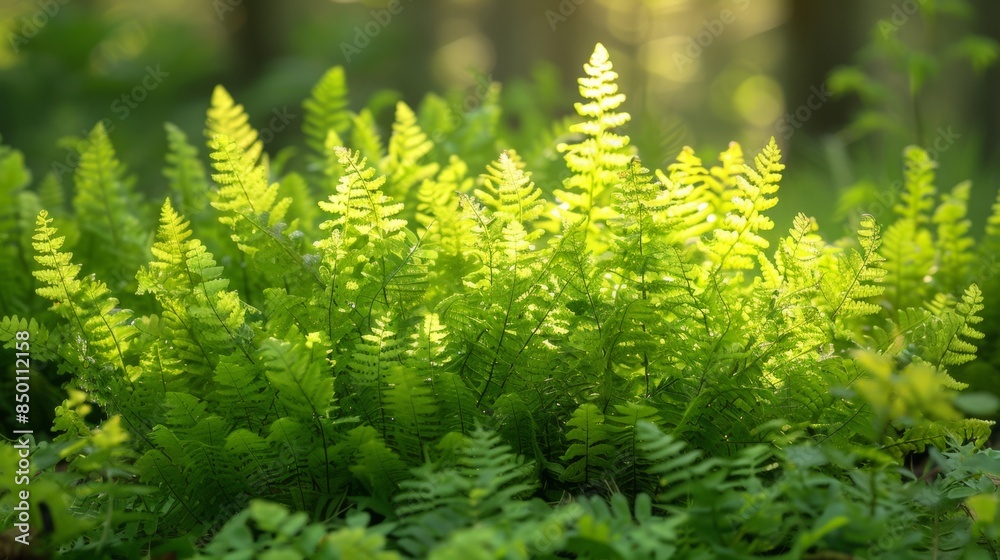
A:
[{"left": 783, "top": 0, "right": 869, "bottom": 138}]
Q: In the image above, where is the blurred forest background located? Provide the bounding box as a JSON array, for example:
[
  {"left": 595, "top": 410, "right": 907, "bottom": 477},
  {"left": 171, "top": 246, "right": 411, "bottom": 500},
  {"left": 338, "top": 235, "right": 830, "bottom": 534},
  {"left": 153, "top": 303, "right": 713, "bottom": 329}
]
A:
[{"left": 0, "top": 0, "right": 998, "bottom": 235}]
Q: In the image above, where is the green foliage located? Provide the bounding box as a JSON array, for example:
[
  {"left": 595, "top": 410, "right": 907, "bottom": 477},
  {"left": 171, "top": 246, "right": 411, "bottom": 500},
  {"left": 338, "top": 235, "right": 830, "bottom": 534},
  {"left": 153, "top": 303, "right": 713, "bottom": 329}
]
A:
[{"left": 1, "top": 43, "right": 998, "bottom": 559}]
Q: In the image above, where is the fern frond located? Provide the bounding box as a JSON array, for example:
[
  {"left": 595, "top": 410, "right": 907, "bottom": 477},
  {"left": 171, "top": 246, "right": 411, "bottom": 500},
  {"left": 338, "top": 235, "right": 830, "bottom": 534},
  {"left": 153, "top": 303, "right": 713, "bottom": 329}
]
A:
[
  {"left": 260, "top": 328, "right": 335, "bottom": 420},
  {"left": 303, "top": 66, "right": 351, "bottom": 158},
  {"left": 707, "top": 138, "right": 783, "bottom": 272},
  {"left": 895, "top": 145, "right": 936, "bottom": 225},
  {"left": 205, "top": 85, "right": 263, "bottom": 165},
  {"left": 822, "top": 213, "right": 886, "bottom": 331},
  {"left": 319, "top": 146, "right": 407, "bottom": 246},
  {"left": 394, "top": 425, "right": 534, "bottom": 557},
  {"left": 164, "top": 122, "right": 209, "bottom": 218},
  {"left": 0, "top": 144, "right": 32, "bottom": 313},
  {"left": 932, "top": 180, "right": 974, "bottom": 292},
  {"left": 607, "top": 403, "right": 661, "bottom": 497},
  {"left": 352, "top": 108, "right": 386, "bottom": 166},
  {"left": 561, "top": 403, "right": 615, "bottom": 484},
  {"left": 417, "top": 157, "right": 477, "bottom": 301},
  {"left": 33, "top": 211, "right": 139, "bottom": 386},
  {"left": 927, "top": 284, "right": 986, "bottom": 369},
  {"left": 556, "top": 43, "right": 632, "bottom": 235},
  {"left": 880, "top": 218, "right": 934, "bottom": 313},
  {"left": 209, "top": 133, "right": 282, "bottom": 223},
  {"left": 382, "top": 101, "right": 439, "bottom": 206},
  {"left": 206, "top": 350, "right": 272, "bottom": 435},
  {"left": 209, "top": 133, "right": 321, "bottom": 290},
  {"left": 73, "top": 122, "right": 147, "bottom": 280},
  {"left": 346, "top": 425, "right": 410, "bottom": 505},
  {"left": 492, "top": 393, "right": 540, "bottom": 464},
  {"left": 137, "top": 198, "right": 255, "bottom": 391},
  {"left": 636, "top": 421, "right": 717, "bottom": 505},
  {"left": 348, "top": 314, "right": 403, "bottom": 437},
  {"left": 385, "top": 365, "right": 439, "bottom": 461},
  {"left": 884, "top": 418, "right": 993, "bottom": 458}
]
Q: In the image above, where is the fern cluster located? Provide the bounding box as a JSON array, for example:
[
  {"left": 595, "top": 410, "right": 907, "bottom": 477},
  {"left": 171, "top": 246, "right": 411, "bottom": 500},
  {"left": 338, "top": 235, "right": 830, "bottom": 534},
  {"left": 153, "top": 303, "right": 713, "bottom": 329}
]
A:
[{"left": 2, "top": 43, "right": 1000, "bottom": 558}]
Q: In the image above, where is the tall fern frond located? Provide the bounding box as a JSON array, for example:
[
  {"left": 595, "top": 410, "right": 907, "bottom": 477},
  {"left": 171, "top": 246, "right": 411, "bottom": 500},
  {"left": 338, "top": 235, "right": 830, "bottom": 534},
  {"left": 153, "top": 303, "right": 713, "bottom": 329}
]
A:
[
  {"left": 351, "top": 108, "right": 386, "bottom": 164},
  {"left": 348, "top": 314, "right": 404, "bottom": 438},
  {"left": 73, "top": 122, "right": 147, "bottom": 281},
  {"left": 556, "top": 43, "right": 632, "bottom": 236},
  {"left": 607, "top": 403, "right": 661, "bottom": 498},
  {"left": 880, "top": 218, "right": 934, "bottom": 313},
  {"left": 164, "top": 122, "right": 209, "bottom": 218},
  {"left": 209, "top": 133, "right": 321, "bottom": 290},
  {"left": 0, "top": 143, "right": 32, "bottom": 313},
  {"left": 385, "top": 365, "right": 439, "bottom": 462},
  {"left": 32, "top": 210, "right": 150, "bottom": 438},
  {"left": 822, "top": 213, "right": 886, "bottom": 334},
  {"left": 205, "top": 85, "right": 263, "bottom": 166},
  {"left": 303, "top": 66, "right": 351, "bottom": 159},
  {"left": 706, "top": 138, "right": 783, "bottom": 272},
  {"left": 895, "top": 145, "right": 937, "bottom": 226},
  {"left": 932, "top": 180, "right": 974, "bottom": 293},
  {"left": 561, "top": 403, "right": 615, "bottom": 484},
  {"left": 383, "top": 102, "right": 439, "bottom": 204}
]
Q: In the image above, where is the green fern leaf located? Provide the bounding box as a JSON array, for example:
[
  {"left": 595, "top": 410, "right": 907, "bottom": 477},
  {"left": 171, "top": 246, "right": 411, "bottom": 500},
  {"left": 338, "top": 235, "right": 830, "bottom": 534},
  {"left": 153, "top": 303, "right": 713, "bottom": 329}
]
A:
[
  {"left": 164, "top": 122, "right": 209, "bottom": 218},
  {"left": 351, "top": 108, "right": 386, "bottom": 165},
  {"left": 932, "top": 180, "right": 975, "bottom": 293},
  {"left": 303, "top": 66, "right": 351, "bottom": 158},
  {"left": 561, "top": 403, "right": 615, "bottom": 484},
  {"left": 73, "top": 122, "right": 147, "bottom": 281},
  {"left": 707, "top": 138, "right": 783, "bottom": 272},
  {"left": 382, "top": 101, "right": 439, "bottom": 206},
  {"left": 822, "top": 213, "right": 887, "bottom": 331},
  {"left": 556, "top": 42, "right": 632, "bottom": 235},
  {"left": 205, "top": 85, "right": 263, "bottom": 166}
]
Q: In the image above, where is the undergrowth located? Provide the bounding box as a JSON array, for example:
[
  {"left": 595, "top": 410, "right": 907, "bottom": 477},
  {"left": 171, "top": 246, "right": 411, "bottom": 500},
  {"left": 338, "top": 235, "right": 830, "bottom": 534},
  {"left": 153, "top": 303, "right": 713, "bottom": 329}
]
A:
[{"left": 2, "top": 43, "right": 1000, "bottom": 559}]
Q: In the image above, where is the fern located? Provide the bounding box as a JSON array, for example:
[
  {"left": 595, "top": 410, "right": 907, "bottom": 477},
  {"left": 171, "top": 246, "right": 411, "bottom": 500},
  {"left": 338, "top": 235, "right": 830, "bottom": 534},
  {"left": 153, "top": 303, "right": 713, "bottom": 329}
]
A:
[
  {"left": 561, "top": 403, "right": 615, "bottom": 484},
  {"left": 164, "top": 122, "right": 209, "bottom": 218},
  {"left": 205, "top": 85, "right": 263, "bottom": 166},
  {"left": 821, "top": 213, "right": 887, "bottom": 336},
  {"left": 352, "top": 108, "right": 386, "bottom": 166},
  {"left": 72, "top": 122, "right": 147, "bottom": 285},
  {"left": 302, "top": 66, "right": 351, "bottom": 159},
  {"left": 556, "top": 42, "right": 632, "bottom": 238},
  {"left": 881, "top": 146, "right": 938, "bottom": 312},
  {"left": 706, "top": 138, "right": 784, "bottom": 272},
  {"left": 0, "top": 143, "right": 33, "bottom": 315},
  {"left": 382, "top": 101, "right": 440, "bottom": 208},
  {"left": 208, "top": 133, "right": 321, "bottom": 292},
  {"left": 32, "top": 211, "right": 143, "bottom": 424},
  {"left": 3, "top": 40, "right": 999, "bottom": 559},
  {"left": 394, "top": 425, "right": 535, "bottom": 557},
  {"left": 933, "top": 180, "right": 975, "bottom": 293}
]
